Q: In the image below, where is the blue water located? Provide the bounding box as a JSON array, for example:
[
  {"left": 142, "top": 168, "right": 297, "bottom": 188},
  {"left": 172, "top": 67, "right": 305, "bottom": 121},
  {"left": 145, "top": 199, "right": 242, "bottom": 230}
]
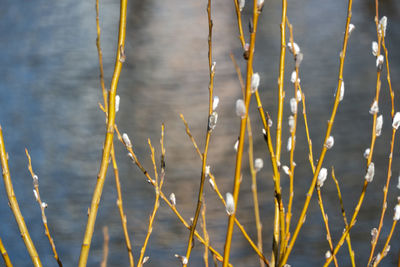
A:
[{"left": 0, "top": 0, "right": 399, "bottom": 266}]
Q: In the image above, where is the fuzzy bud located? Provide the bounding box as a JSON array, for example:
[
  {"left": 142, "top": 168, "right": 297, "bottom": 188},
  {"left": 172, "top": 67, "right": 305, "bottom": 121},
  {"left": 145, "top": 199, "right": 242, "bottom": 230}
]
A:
[
  {"left": 296, "top": 90, "right": 302, "bottom": 102},
  {"left": 174, "top": 254, "right": 188, "bottom": 265},
  {"left": 318, "top": 168, "right": 328, "bottom": 187},
  {"left": 205, "top": 165, "right": 210, "bottom": 178},
  {"left": 287, "top": 136, "right": 293, "bottom": 152},
  {"left": 379, "top": 16, "right": 387, "bottom": 37},
  {"left": 290, "top": 98, "right": 297, "bottom": 114},
  {"left": 212, "top": 96, "right": 219, "bottom": 111},
  {"left": 393, "top": 204, "right": 400, "bottom": 221},
  {"left": 376, "top": 55, "right": 384, "bottom": 71},
  {"left": 376, "top": 115, "right": 383, "bottom": 137},
  {"left": 208, "top": 111, "right": 218, "bottom": 131},
  {"left": 392, "top": 112, "right": 400, "bottom": 130},
  {"left": 295, "top": 52, "right": 304, "bottom": 68},
  {"left": 234, "top": 139, "right": 239, "bottom": 152},
  {"left": 288, "top": 115, "right": 295, "bottom": 133},
  {"left": 254, "top": 158, "right": 264, "bottom": 172},
  {"left": 325, "top": 136, "right": 334, "bottom": 149},
  {"left": 287, "top": 42, "right": 300, "bottom": 55},
  {"left": 372, "top": 41, "right": 378, "bottom": 56},
  {"left": 290, "top": 71, "right": 300, "bottom": 84},
  {"left": 142, "top": 256, "right": 150, "bottom": 264},
  {"left": 33, "top": 189, "right": 38, "bottom": 201},
  {"left": 365, "top": 162, "right": 375, "bottom": 182},
  {"left": 325, "top": 250, "right": 332, "bottom": 259},
  {"left": 348, "top": 24, "right": 355, "bottom": 36},
  {"left": 122, "top": 133, "right": 132, "bottom": 147},
  {"left": 282, "top": 165, "right": 290, "bottom": 175},
  {"left": 370, "top": 100, "right": 379, "bottom": 115},
  {"left": 238, "top": 0, "right": 245, "bottom": 11},
  {"left": 251, "top": 73, "right": 260, "bottom": 93},
  {"left": 169, "top": 193, "right": 176, "bottom": 206},
  {"left": 236, "top": 99, "right": 246, "bottom": 118},
  {"left": 41, "top": 202, "right": 48, "bottom": 209},
  {"left": 257, "top": 0, "right": 264, "bottom": 11},
  {"left": 115, "top": 95, "right": 120, "bottom": 113},
  {"left": 339, "top": 82, "right": 345, "bottom": 101},
  {"left": 364, "top": 148, "right": 370, "bottom": 159},
  {"left": 226, "top": 192, "right": 235, "bottom": 215}
]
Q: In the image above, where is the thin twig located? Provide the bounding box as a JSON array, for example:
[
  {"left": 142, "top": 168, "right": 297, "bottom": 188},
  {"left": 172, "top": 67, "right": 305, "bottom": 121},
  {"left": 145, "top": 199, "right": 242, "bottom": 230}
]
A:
[
  {"left": 100, "top": 226, "right": 109, "bottom": 267},
  {"left": 201, "top": 198, "right": 209, "bottom": 267},
  {"left": 25, "top": 149, "right": 62, "bottom": 267},
  {"left": 0, "top": 128, "right": 42, "bottom": 267},
  {"left": 0, "top": 238, "right": 13, "bottom": 267}
]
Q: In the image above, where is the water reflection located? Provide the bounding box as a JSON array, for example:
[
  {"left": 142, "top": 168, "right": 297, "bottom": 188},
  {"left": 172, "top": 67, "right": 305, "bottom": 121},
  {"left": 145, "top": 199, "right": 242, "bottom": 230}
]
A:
[{"left": 0, "top": 0, "right": 399, "bottom": 266}]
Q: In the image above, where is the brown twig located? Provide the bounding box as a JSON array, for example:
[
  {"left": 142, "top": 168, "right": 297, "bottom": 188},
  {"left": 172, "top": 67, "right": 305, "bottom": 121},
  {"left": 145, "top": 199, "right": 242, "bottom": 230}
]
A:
[
  {"left": 25, "top": 149, "right": 62, "bottom": 267},
  {"left": 0, "top": 128, "right": 42, "bottom": 267},
  {"left": 201, "top": 199, "right": 209, "bottom": 267},
  {"left": 100, "top": 226, "right": 109, "bottom": 267}
]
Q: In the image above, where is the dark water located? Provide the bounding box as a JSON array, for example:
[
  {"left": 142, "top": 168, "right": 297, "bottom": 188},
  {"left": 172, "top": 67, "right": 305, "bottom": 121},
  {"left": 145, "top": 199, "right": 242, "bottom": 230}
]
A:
[{"left": 0, "top": 0, "right": 400, "bottom": 266}]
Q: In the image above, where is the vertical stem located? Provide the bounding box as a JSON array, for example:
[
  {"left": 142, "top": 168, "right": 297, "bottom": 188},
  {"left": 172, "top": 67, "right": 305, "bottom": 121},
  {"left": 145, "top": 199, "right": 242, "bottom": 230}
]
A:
[
  {"left": 100, "top": 227, "right": 109, "bottom": 267},
  {"left": 0, "top": 237, "right": 13, "bottom": 267},
  {"left": 0, "top": 128, "right": 42, "bottom": 267},
  {"left": 78, "top": 0, "right": 127, "bottom": 265}
]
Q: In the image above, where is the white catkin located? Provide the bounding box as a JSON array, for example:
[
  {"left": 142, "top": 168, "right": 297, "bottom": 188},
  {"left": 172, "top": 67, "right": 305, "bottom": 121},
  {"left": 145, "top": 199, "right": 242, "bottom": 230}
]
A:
[
  {"left": 376, "top": 55, "right": 384, "bottom": 70},
  {"left": 376, "top": 115, "right": 383, "bottom": 137},
  {"left": 348, "top": 24, "right": 355, "bottom": 35},
  {"left": 287, "top": 42, "right": 300, "bottom": 54},
  {"left": 238, "top": 0, "right": 245, "bottom": 11},
  {"left": 290, "top": 71, "right": 300, "bottom": 84},
  {"left": 254, "top": 158, "right": 264, "bottom": 172},
  {"left": 234, "top": 139, "right": 239, "bottom": 151},
  {"left": 213, "top": 96, "right": 219, "bottom": 111},
  {"left": 365, "top": 162, "right": 375, "bottom": 182},
  {"left": 370, "top": 100, "right": 379, "bottom": 115},
  {"left": 325, "top": 136, "right": 334, "bottom": 149},
  {"left": 225, "top": 193, "right": 235, "bottom": 215},
  {"left": 318, "top": 168, "right": 328, "bottom": 187},
  {"left": 379, "top": 16, "right": 387, "bottom": 37},
  {"left": 251, "top": 73, "right": 260, "bottom": 93},
  {"left": 208, "top": 178, "right": 215, "bottom": 190},
  {"left": 41, "top": 202, "right": 48, "bottom": 208},
  {"left": 236, "top": 99, "right": 246, "bottom": 118},
  {"left": 339, "top": 82, "right": 345, "bottom": 101},
  {"left": 393, "top": 204, "right": 400, "bottom": 221},
  {"left": 287, "top": 136, "right": 292, "bottom": 152},
  {"left": 290, "top": 98, "right": 297, "bottom": 114},
  {"left": 325, "top": 250, "right": 332, "bottom": 259},
  {"left": 364, "top": 148, "right": 370, "bottom": 159},
  {"left": 122, "top": 133, "right": 132, "bottom": 147},
  {"left": 257, "top": 0, "right": 264, "bottom": 9},
  {"left": 372, "top": 41, "right": 378, "bottom": 56},
  {"left": 169, "top": 193, "right": 176, "bottom": 206},
  {"left": 142, "top": 256, "right": 149, "bottom": 264},
  {"left": 392, "top": 112, "right": 400, "bottom": 130},
  {"left": 288, "top": 115, "right": 295, "bottom": 133},
  {"left": 33, "top": 189, "right": 38, "bottom": 201},
  {"left": 282, "top": 165, "right": 290, "bottom": 175},
  {"left": 296, "top": 90, "right": 302, "bottom": 101},
  {"left": 115, "top": 95, "right": 120, "bottom": 113},
  {"left": 211, "top": 61, "right": 216, "bottom": 73}
]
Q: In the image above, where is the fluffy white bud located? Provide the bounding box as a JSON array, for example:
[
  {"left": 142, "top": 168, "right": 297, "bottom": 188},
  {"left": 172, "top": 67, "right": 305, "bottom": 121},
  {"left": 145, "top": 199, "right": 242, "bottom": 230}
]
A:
[
  {"left": 318, "top": 168, "right": 328, "bottom": 187},
  {"left": 226, "top": 193, "right": 235, "bottom": 215},
  {"left": 41, "top": 202, "right": 48, "bottom": 209},
  {"left": 379, "top": 16, "right": 387, "bottom": 37},
  {"left": 282, "top": 165, "right": 290, "bottom": 175},
  {"left": 205, "top": 165, "right": 210, "bottom": 178},
  {"left": 238, "top": 0, "right": 245, "bottom": 11},
  {"left": 365, "top": 162, "right": 375, "bottom": 182},
  {"left": 364, "top": 148, "right": 370, "bottom": 159},
  {"left": 288, "top": 115, "right": 295, "bottom": 133},
  {"left": 234, "top": 140, "right": 239, "bottom": 151},
  {"left": 115, "top": 95, "right": 120, "bottom": 113},
  {"left": 325, "top": 250, "right": 332, "bottom": 259},
  {"left": 213, "top": 96, "right": 219, "bottom": 111},
  {"left": 290, "top": 71, "right": 300, "bottom": 84},
  {"left": 296, "top": 90, "right": 302, "bottom": 102},
  {"left": 376, "top": 55, "right": 384, "bottom": 70},
  {"left": 287, "top": 136, "right": 293, "bottom": 151},
  {"left": 370, "top": 100, "right": 379, "bottom": 115},
  {"left": 372, "top": 41, "right": 378, "bottom": 56},
  {"left": 169, "top": 193, "right": 176, "bottom": 206},
  {"left": 254, "top": 158, "right": 264, "bottom": 172},
  {"left": 393, "top": 204, "right": 400, "bottom": 221},
  {"left": 325, "top": 136, "right": 334, "bottom": 149},
  {"left": 376, "top": 115, "right": 383, "bottom": 137},
  {"left": 122, "top": 133, "right": 132, "bottom": 147},
  {"left": 392, "top": 112, "right": 400, "bottom": 130},
  {"left": 251, "top": 73, "right": 260, "bottom": 93},
  {"left": 287, "top": 42, "right": 300, "bottom": 55},
  {"left": 290, "top": 98, "right": 297, "bottom": 114},
  {"left": 348, "top": 24, "right": 355, "bottom": 35},
  {"left": 236, "top": 99, "right": 246, "bottom": 118},
  {"left": 339, "top": 82, "right": 345, "bottom": 101}
]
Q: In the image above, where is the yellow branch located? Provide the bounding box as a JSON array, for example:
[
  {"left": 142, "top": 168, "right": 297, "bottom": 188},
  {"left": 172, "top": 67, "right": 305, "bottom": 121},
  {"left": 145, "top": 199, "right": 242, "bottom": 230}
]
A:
[
  {"left": 78, "top": 0, "right": 127, "bottom": 265},
  {"left": 0, "top": 238, "right": 13, "bottom": 267}
]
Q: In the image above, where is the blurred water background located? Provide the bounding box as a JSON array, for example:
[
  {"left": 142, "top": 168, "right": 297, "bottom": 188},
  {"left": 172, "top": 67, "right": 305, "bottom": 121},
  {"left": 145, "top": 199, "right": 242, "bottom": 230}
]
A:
[{"left": 0, "top": 0, "right": 400, "bottom": 266}]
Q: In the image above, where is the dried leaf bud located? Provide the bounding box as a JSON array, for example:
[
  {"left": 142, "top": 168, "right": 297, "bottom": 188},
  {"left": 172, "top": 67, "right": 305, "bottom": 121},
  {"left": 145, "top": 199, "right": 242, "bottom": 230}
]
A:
[
  {"left": 251, "top": 73, "right": 260, "bottom": 93},
  {"left": 296, "top": 90, "right": 302, "bottom": 102},
  {"left": 393, "top": 204, "right": 400, "bottom": 221},
  {"left": 392, "top": 112, "right": 400, "bottom": 130},
  {"left": 364, "top": 148, "right": 370, "bottom": 159},
  {"left": 115, "top": 95, "right": 120, "bottom": 113},
  {"left": 365, "top": 162, "right": 375, "bottom": 182},
  {"left": 376, "top": 55, "right": 384, "bottom": 71},
  {"left": 287, "top": 42, "right": 300, "bottom": 55},
  {"left": 205, "top": 165, "right": 210, "bottom": 178},
  {"left": 295, "top": 52, "right": 304, "bottom": 68},
  {"left": 371, "top": 227, "right": 378, "bottom": 244},
  {"left": 254, "top": 158, "right": 264, "bottom": 172},
  {"left": 169, "top": 193, "right": 176, "bottom": 206},
  {"left": 234, "top": 139, "right": 239, "bottom": 151},
  {"left": 41, "top": 202, "right": 48, "bottom": 209},
  {"left": 375, "top": 115, "right": 383, "bottom": 137},
  {"left": 213, "top": 96, "right": 219, "bottom": 111},
  {"left": 369, "top": 100, "right": 379, "bottom": 115},
  {"left": 236, "top": 99, "right": 246, "bottom": 118},
  {"left": 290, "top": 71, "right": 300, "bottom": 84},
  {"left": 225, "top": 192, "right": 235, "bottom": 215},
  {"left": 379, "top": 16, "right": 387, "bottom": 37},
  {"left": 282, "top": 165, "right": 290, "bottom": 175},
  {"left": 122, "top": 133, "right": 132, "bottom": 147},
  {"left": 348, "top": 24, "right": 355, "bottom": 35},
  {"left": 372, "top": 41, "right": 378, "bottom": 56},
  {"left": 208, "top": 111, "right": 218, "bottom": 131},
  {"left": 318, "top": 168, "right": 328, "bottom": 187},
  {"left": 325, "top": 136, "right": 334, "bottom": 149},
  {"left": 290, "top": 98, "right": 297, "bottom": 114},
  {"left": 142, "top": 256, "right": 150, "bottom": 264},
  {"left": 288, "top": 115, "right": 295, "bottom": 133},
  {"left": 238, "top": 0, "right": 245, "bottom": 11}
]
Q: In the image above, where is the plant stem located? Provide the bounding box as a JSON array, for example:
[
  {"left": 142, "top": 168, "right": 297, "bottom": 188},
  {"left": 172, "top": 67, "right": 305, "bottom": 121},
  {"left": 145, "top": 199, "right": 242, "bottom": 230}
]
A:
[{"left": 0, "top": 237, "right": 13, "bottom": 267}]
